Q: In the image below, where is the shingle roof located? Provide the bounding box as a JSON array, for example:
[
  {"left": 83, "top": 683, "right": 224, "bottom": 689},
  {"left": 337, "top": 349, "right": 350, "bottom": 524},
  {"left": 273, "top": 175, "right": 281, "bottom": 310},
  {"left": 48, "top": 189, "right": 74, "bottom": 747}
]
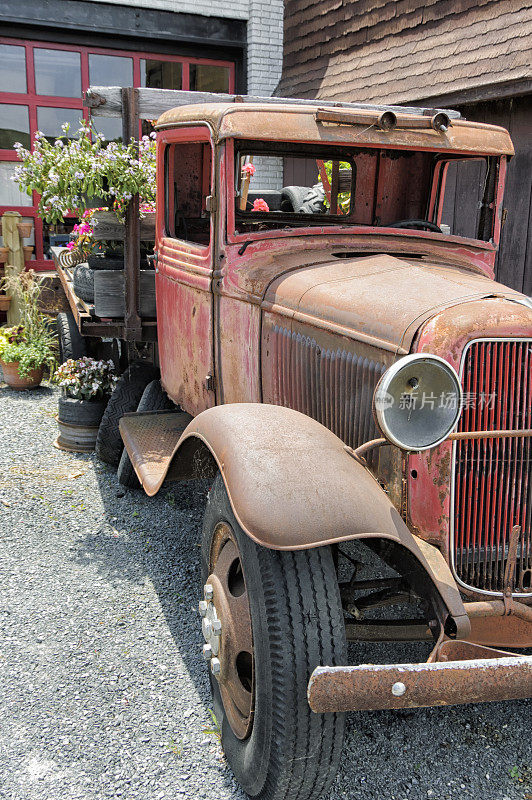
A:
[{"left": 277, "top": 0, "right": 532, "bottom": 105}]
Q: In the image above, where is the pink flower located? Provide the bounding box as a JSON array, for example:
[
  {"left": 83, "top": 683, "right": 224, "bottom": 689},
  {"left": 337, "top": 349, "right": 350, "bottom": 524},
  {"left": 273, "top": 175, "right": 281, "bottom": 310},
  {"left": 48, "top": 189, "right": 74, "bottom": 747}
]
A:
[
  {"left": 66, "top": 242, "right": 75, "bottom": 250},
  {"left": 242, "top": 163, "right": 255, "bottom": 177},
  {"left": 252, "top": 198, "right": 269, "bottom": 212}
]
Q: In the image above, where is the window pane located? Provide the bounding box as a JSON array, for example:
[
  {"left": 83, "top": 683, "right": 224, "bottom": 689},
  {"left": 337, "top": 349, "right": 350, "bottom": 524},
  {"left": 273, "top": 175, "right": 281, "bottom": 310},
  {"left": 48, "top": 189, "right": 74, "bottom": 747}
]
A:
[
  {"left": 0, "top": 162, "right": 32, "bottom": 207},
  {"left": 0, "top": 104, "right": 30, "bottom": 149},
  {"left": 34, "top": 48, "right": 81, "bottom": 97},
  {"left": 190, "top": 64, "right": 230, "bottom": 93},
  {"left": 37, "top": 107, "right": 84, "bottom": 143},
  {"left": 0, "top": 44, "right": 27, "bottom": 93},
  {"left": 140, "top": 59, "right": 182, "bottom": 89},
  {"left": 92, "top": 116, "right": 123, "bottom": 143},
  {"left": 89, "top": 54, "right": 133, "bottom": 88}
]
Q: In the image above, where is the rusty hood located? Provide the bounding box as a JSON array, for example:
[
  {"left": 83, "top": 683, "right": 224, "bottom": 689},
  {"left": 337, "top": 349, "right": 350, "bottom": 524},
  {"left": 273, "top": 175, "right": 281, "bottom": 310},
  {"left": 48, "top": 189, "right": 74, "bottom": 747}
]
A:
[{"left": 262, "top": 253, "right": 524, "bottom": 355}]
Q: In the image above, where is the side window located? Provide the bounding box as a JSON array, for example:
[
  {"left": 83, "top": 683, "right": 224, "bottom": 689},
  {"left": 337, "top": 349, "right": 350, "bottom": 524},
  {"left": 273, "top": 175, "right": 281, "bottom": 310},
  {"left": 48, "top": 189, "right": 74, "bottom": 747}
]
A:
[{"left": 164, "top": 141, "right": 212, "bottom": 247}]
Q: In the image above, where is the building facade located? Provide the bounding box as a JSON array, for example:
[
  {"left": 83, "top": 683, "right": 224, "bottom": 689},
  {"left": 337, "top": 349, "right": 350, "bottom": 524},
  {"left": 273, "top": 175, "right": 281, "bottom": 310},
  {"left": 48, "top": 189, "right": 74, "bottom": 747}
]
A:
[
  {"left": 0, "top": 0, "right": 283, "bottom": 268},
  {"left": 277, "top": 0, "right": 532, "bottom": 295}
]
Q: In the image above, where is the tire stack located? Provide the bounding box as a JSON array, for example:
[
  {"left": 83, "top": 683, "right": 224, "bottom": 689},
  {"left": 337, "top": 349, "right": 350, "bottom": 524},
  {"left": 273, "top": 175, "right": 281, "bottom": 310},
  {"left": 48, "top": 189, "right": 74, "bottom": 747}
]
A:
[{"left": 71, "top": 253, "right": 124, "bottom": 307}]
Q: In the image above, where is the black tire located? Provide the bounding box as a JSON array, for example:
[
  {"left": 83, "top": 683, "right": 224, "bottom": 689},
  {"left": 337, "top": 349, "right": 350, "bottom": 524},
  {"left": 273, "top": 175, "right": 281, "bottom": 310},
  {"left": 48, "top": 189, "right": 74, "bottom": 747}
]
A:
[
  {"left": 72, "top": 263, "right": 94, "bottom": 304},
  {"left": 88, "top": 254, "right": 124, "bottom": 270},
  {"left": 117, "top": 380, "right": 174, "bottom": 488},
  {"left": 93, "top": 271, "right": 156, "bottom": 319},
  {"left": 56, "top": 311, "right": 87, "bottom": 363},
  {"left": 95, "top": 362, "right": 157, "bottom": 466},
  {"left": 201, "top": 474, "right": 346, "bottom": 800},
  {"left": 280, "top": 186, "right": 311, "bottom": 212},
  {"left": 58, "top": 395, "right": 107, "bottom": 427},
  {"left": 299, "top": 185, "right": 326, "bottom": 215}
]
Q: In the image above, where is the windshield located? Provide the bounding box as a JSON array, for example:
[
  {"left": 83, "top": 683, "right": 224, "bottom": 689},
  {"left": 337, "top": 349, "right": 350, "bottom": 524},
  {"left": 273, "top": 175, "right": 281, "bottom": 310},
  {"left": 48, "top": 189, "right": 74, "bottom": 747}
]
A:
[{"left": 233, "top": 141, "right": 498, "bottom": 242}]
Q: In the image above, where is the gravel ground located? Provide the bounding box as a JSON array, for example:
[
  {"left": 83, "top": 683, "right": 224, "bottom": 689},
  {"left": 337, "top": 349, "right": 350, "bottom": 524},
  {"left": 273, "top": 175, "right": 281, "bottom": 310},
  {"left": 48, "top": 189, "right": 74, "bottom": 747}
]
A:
[{"left": 0, "top": 380, "right": 530, "bottom": 800}]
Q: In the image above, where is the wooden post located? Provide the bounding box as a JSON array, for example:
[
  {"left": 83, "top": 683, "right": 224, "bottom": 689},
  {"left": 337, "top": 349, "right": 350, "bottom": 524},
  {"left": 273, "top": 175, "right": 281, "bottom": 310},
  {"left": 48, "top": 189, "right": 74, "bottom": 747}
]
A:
[
  {"left": 1, "top": 211, "right": 24, "bottom": 325},
  {"left": 121, "top": 87, "right": 142, "bottom": 342}
]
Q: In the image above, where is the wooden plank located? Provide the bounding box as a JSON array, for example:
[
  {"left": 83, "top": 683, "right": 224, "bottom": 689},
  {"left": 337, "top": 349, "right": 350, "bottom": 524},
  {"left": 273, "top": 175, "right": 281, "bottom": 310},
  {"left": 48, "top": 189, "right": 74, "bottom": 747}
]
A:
[
  {"left": 91, "top": 211, "right": 155, "bottom": 242},
  {"left": 122, "top": 87, "right": 142, "bottom": 342},
  {"left": 84, "top": 86, "right": 461, "bottom": 120}
]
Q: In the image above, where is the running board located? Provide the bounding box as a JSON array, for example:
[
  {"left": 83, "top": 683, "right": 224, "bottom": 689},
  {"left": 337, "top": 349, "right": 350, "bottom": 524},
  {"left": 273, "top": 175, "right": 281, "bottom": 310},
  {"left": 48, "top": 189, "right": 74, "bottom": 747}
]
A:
[{"left": 119, "top": 410, "right": 193, "bottom": 495}]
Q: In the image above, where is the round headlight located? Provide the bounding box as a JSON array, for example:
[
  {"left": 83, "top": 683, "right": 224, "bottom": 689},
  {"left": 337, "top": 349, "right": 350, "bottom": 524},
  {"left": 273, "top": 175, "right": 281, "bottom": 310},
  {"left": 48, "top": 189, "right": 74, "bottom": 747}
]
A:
[{"left": 373, "top": 354, "right": 462, "bottom": 451}]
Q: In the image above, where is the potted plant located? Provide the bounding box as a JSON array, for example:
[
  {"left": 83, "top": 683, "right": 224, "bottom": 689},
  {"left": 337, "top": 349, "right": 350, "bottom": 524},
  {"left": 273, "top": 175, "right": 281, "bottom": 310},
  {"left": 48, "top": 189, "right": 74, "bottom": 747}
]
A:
[
  {"left": 0, "top": 271, "right": 57, "bottom": 390},
  {"left": 54, "top": 357, "right": 118, "bottom": 451},
  {"left": 22, "top": 246, "right": 33, "bottom": 262}
]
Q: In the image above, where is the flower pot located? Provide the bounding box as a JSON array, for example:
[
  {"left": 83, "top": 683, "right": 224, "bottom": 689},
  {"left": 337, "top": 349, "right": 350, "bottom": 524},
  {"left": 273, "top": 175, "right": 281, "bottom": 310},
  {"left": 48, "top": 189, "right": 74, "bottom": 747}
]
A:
[
  {"left": 54, "top": 416, "right": 99, "bottom": 452},
  {"left": 0, "top": 294, "right": 12, "bottom": 312},
  {"left": 22, "top": 246, "right": 34, "bottom": 262},
  {"left": 58, "top": 394, "right": 107, "bottom": 427},
  {"left": 16, "top": 222, "right": 33, "bottom": 239},
  {"left": 0, "top": 247, "right": 9, "bottom": 264},
  {"left": 1, "top": 360, "right": 43, "bottom": 390}
]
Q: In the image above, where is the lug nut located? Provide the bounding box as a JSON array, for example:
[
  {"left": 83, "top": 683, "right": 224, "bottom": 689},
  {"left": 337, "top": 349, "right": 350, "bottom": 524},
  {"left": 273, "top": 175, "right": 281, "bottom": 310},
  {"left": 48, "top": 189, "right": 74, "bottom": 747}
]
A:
[
  {"left": 212, "top": 619, "right": 222, "bottom": 635},
  {"left": 198, "top": 600, "right": 208, "bottom": 617},
  {"left": 210, "top": 657, "right": 221, "bottom": 675},
  {"left": 203, "top": 644, "right": 213, "bottom": 660},
  {"left": 204, "top": 584, "right": 214, "bottom": 601},
  {"left": 202, "top": 619, "right": 212, "bottom": 639}
]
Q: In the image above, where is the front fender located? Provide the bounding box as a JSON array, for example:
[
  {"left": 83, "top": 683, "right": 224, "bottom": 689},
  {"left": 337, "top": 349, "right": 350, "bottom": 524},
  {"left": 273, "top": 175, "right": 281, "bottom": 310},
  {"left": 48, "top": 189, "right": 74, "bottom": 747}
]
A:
[{"left": 167, "top": 403, "right": 469, "bottom": 636}]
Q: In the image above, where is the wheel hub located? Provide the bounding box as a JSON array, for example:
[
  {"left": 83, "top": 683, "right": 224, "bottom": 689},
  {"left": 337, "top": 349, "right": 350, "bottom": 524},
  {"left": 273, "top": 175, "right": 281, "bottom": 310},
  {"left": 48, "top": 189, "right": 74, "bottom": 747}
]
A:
[{"left": 199, "top": 523, "right": 254, "bottom": 739}]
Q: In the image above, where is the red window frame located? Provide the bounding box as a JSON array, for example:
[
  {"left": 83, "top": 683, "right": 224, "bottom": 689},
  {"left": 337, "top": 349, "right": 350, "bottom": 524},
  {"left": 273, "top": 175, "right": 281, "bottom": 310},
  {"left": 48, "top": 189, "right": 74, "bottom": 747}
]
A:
[{"left": 0, "top": 36, "right": 235, "bottom": 270}]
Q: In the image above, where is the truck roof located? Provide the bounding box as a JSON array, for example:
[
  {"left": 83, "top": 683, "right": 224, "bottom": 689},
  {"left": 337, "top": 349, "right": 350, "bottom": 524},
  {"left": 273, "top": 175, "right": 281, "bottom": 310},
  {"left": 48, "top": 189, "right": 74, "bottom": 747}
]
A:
[{"left": 155, "top": 102, "right": 514, "bottom": 156}]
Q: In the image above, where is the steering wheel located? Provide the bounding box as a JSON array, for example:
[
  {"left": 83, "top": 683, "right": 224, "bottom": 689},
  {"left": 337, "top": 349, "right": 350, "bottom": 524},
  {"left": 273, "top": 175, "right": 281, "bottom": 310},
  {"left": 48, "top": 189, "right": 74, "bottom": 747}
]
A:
[{"left": 388, "top": 219, "right": 442, "bottom": 233}]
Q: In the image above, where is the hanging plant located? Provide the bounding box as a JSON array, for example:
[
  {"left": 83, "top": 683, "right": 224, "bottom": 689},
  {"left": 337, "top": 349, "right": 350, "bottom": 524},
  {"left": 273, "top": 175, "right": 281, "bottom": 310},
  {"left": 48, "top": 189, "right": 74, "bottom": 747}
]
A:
[{"left": 11, "top": 120, "right": 156, "bottom": 225}]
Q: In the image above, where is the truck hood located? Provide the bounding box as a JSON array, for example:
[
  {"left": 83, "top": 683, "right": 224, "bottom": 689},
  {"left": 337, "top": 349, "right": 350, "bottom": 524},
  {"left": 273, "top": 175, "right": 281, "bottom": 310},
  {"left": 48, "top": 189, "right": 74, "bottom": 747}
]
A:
[{"left": 261, "top": 253, "right": 524, "bottom": 354}]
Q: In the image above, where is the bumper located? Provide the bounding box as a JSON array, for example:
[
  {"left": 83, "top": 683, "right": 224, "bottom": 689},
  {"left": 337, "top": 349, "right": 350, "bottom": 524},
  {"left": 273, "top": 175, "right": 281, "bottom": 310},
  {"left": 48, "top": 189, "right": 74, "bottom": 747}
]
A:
[{"left": 308, "top": 640, "right": 532, "bottom": 713}]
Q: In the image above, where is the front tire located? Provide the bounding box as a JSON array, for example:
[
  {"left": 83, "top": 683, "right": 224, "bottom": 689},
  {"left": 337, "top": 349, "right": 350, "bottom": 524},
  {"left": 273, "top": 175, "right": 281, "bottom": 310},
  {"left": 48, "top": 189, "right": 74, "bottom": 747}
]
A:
[{"left": 200, "top": 474, "right": 346, "bottom": 800}]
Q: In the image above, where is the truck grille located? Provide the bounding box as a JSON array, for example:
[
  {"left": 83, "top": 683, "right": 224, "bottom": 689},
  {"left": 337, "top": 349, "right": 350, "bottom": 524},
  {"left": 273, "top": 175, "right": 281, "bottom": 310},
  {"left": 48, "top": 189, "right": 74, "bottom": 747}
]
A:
[
  {"left": 452, "top": 339, "right": 532, "bottom": 594},
  {"left": 272, "top": 326, "right": 385, "bottom": 453}
]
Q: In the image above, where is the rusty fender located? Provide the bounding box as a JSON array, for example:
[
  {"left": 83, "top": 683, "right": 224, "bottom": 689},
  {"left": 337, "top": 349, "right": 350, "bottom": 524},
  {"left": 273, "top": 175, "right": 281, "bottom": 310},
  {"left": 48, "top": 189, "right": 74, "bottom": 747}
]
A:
[
  {"left": 308, "top": 639, "right": 532, "bottom": 713},
  {"left": 161, "top": 403, "right": 470, "bottom": 637}
]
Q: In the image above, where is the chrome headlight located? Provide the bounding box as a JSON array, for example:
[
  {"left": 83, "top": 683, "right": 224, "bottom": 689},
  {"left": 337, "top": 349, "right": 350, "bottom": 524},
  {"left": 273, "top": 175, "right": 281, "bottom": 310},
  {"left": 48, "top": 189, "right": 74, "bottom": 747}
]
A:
[{"left": 373, "top": 354, "right": 462, "bottom": 451}]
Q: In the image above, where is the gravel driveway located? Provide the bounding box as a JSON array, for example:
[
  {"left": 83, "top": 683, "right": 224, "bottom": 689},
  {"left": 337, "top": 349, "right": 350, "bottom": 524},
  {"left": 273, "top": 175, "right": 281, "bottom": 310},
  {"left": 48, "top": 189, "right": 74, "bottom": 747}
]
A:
[{"left": 0, "top": 382, "right": 530, "bottom": 800}]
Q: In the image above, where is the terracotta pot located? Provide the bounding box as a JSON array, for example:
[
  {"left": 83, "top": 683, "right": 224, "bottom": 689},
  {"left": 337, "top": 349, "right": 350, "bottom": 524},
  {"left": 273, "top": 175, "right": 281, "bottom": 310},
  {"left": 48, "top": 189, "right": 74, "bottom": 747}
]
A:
[
  {"left": 1, "top": 360, "right": 43, "bottom": 390},
  {"left": 0, "top": 247, "right": 9, "bottom": 264},
  {"left": 0, "top": 294, "right": 11, "bottom": 311},
  {"left": 54, "top": 415, "right": 99, "bottom": 452},
  {"left": 23, "top": 246, "right": 34, "bottom": 261},
  {"left": 17, "top": 221, "right": 33, "bottom": 239}
]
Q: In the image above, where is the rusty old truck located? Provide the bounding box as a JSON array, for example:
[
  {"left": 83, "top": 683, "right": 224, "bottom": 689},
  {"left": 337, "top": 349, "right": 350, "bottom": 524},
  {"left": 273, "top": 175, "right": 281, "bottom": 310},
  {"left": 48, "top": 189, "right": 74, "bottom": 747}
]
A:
[{"left": 110, "top": 95, "right": 532, "bottom": 800}]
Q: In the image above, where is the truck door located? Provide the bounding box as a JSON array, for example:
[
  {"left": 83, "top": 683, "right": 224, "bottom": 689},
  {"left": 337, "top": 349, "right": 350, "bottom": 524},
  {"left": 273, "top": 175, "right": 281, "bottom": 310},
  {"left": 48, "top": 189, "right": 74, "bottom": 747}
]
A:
[{"left": 156, "top": 127, "right": 215, "bottom": 416}]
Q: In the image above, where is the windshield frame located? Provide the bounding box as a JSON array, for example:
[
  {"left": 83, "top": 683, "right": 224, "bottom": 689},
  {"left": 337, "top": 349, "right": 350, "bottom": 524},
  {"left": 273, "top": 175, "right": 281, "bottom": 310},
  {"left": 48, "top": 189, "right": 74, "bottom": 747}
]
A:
[{"left": 224, "top": 138, "right": 506, "bottom": 251}]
